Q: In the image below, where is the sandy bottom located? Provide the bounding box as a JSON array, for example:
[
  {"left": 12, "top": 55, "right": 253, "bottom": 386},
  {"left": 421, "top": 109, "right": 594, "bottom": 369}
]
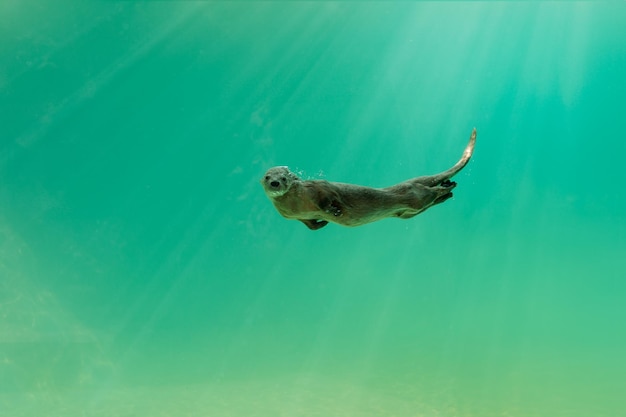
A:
[{"left": 0, "top": 375, "right": 460, "bottom": 417}]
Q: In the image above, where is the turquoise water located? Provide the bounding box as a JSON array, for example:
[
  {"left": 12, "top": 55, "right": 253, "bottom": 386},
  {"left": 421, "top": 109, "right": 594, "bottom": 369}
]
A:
[{"left": 2, "top": 1, "right": 626, "bottom": 416}]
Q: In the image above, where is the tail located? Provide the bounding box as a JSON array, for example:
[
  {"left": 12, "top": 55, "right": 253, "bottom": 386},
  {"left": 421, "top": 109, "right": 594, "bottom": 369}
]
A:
[{"left": 414, "top": 128, "right": 476, "bottom": 187}]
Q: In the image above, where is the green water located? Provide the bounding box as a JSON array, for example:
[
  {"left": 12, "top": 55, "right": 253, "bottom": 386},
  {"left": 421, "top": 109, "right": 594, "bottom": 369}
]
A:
[{"left": 1, "top": 1, "right": 625, "bottom": 416}]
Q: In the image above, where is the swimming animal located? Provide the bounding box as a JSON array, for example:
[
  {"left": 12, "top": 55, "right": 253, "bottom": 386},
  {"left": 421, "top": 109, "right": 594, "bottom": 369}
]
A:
[{"left": 261, "top": 128, "right": 476, "bottom": 230}]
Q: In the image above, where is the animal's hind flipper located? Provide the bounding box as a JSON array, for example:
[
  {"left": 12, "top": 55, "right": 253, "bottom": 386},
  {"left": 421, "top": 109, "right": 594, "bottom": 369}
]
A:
[
  {"left": 301, "top": 219, "right": 328, "bottom": 230},
  {"left": 433, "top": 192, "right": 454, "bottom": 205}
]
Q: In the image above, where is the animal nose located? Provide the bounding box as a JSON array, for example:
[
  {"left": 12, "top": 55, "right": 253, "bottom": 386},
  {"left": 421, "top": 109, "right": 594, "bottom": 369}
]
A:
[{"left": 270, "top": 181, "right": 280, "bottom": 188}]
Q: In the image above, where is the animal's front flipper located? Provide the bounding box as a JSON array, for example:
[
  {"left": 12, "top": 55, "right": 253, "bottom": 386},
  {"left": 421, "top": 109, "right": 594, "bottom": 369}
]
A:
[
  {"left": 313, "top": 186, "right": 344, "bottom": 218},
  {"left": 319, "top": 198, "right": 343, "bottom": 217},
  {"left": 300, "top": 219, "right": 328, "bottom": 230}
]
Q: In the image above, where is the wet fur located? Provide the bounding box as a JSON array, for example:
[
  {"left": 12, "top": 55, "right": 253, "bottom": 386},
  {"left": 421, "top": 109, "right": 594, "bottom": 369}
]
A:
[{"left": 261, "top": 128, "right": 476, "bottom": 230}]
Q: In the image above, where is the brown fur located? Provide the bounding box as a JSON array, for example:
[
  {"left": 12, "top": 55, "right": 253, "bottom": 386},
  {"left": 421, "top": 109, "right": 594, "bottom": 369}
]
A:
[{"left": 261, "top": 128, "right": 476, "bottom": 230}]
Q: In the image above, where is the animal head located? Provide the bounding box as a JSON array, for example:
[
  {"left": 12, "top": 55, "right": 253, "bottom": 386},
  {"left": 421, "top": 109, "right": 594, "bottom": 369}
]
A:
[{"left": 261, "top": 166, "right": 300, "bottom": 197}]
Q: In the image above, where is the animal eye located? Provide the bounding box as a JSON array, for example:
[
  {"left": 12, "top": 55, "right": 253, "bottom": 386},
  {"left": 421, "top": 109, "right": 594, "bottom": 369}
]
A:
[
  {"left": 265, "top": 176, "right": 270, "bottom": 180},
  {"left": 281, "top": 176, "right": 286, "bottom": 182}
]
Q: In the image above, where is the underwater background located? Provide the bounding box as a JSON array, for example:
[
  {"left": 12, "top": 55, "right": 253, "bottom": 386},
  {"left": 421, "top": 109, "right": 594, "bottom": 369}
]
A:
[{"left": 1, "top": 2, "right": 625, "bottom": 416}]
